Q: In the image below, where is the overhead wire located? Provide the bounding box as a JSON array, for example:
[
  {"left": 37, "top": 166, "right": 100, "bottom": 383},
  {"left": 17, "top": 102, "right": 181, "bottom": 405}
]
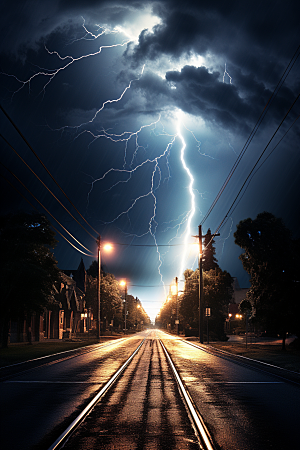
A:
[
  {"left": 0, "top": 103, "right": 100, "bottom": 238},
  {"left": 0, "top": 162, "right": 94, "bottom": 256},
  {"left": 0, "top": 132, "right": 96, "bottom": 241},
  {"left": 219, "top": 112, "right": 300, "bottom": 230},
  {"left": 207, "top": 90, "right": 300, "bottom": 248},
  {"left": 200, "top": 44, "right": 300, "bottom": 227},
  {"left": 0, "top": 173, "right": 93, "bottom": 256}
]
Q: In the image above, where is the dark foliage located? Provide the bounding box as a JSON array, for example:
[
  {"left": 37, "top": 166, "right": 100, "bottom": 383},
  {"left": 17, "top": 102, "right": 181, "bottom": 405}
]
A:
[
  {"left": 203, "top": 228, "right": 219, "bottom": 272},
  {"left": 234, "top": 212, "right": 300, "bottom": 348},
  {"left": 0, "top": 212, "right": 61, "bottom": 347}
]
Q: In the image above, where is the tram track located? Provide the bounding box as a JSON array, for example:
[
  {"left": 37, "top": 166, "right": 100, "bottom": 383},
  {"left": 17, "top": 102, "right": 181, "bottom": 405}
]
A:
[{"left": 46, "top": 334, "right": 215, "bottom": 450}]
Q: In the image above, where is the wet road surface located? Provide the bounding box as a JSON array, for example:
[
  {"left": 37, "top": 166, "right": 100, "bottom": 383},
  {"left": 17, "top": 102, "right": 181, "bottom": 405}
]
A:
[
  {"left": 0, "top": 335, "right": 145, "bottom": 450},
  {"left": 159, "top": 331, "right": 300, "bottom": 450},
  {"left": 63, "top": 333, "right": 200, "bottom": 450},
  {"left": 1, "top": 330, "right": 299, "bottom": 450}
]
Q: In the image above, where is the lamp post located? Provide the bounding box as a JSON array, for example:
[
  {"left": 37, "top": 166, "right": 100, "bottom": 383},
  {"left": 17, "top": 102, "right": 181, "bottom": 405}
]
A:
[
  {"left": 97, "top": 236, "right": 101, "bottom": 341},
  {"left": 205, "top": 307, "right": 211, "bottom": 344},
  {"left": 120, "top": 280, "right": 127, "bottom": 334},
  {"left": 135, "top": 297, "right": 141, "bottom": 331},
  {"left": 96, "top": 236, "right": 113, "bottom": 341},
  {"left": 171, "top": 277, "right": 179, "bottom": 335}
]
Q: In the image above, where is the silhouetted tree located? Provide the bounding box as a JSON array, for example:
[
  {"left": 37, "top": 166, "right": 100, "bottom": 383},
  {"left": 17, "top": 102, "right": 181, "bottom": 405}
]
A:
[
  {"left": 203, "top": 268, "right": 233, "bottom": 340},
  {"left": 179, "top": 267, "right": 232, "bottom": 340},
  {"left": 234, "top": 212, "right": 300, "bottom": 349},
  {"left": 0, "top": 212, "right": 61, "bottom": 347},
  {"left": 203, "top": 228, "right": 219, "bottom": 272},
  {"left": 86, "top": 259, "right": 99, "bottom": 278}
]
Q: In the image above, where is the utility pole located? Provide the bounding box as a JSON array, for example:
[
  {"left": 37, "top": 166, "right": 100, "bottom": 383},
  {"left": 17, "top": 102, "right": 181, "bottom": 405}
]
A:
[
  {"left": 97, "top": 235, "right": 101, "bottom": 341},
  {"left": 175, "top": 276, "right": 179, "bottom": 335},
  {"left": 124, "top": 282, "right": 127, "bottom": 334},
  {"left": 198, "top": 225, "right": 203, "bottom": 343},
  {"left": 194, "top": 225, "right": 220, "bottom": 344}
]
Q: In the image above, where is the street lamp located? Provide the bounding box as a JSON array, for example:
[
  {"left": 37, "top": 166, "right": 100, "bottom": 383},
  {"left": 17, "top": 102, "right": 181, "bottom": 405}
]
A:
[
  {"left": 171, "top": 277, "right": 179, "bottom": 335},
  {"left": 96, "top": 235, "right": 113, "bottom": 341},
  {"left": 135, "top": 299, "right": 140, "bottom": 331},
  {"left": 120, "top": 279, "right": 127, "bottom": 334}
]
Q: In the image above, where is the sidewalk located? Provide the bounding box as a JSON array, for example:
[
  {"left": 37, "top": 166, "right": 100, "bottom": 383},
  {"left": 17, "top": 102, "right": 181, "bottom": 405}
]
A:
[{"left": 227, "top": 334, "right": 297, "bottom": 345}]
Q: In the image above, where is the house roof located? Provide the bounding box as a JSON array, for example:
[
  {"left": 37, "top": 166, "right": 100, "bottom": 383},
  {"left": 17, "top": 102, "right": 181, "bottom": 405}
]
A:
[{"left": 62, "top": 258, "right": 87, "bottom": 293}]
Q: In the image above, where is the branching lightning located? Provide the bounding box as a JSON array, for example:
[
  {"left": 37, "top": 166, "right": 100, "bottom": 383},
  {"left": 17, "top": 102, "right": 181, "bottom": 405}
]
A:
[
  {"left": 221, "top": 217, "right": 234, "bottom": 255},
  {"left": 2, "top": 23, "right": 131, "bottom": 99},
  {"left": 223, "top": 63, "right": 232, "bottom": 84},
  {"left": 176, "top": 115, "right": 196, "bottom": 278},
  {"left": 3, "top": 19, "right": 207, "bottom": 308}
]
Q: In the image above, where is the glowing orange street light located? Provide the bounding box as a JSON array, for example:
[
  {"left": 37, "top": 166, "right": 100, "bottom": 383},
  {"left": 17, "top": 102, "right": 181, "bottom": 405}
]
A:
[
  {"left": 119, "top": 279, "right": 128, "bottom": 334},
  {"left": 103, "top": 243, "right": 113, "bottom": 252},
  {"left": 96, "top": 236, "right": 113, "bottom": 341}
]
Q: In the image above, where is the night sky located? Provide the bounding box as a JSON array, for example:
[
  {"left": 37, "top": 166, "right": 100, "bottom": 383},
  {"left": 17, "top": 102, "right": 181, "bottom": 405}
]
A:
[{"left": 1, "top": 1, "right": 299, "bottom": 321}]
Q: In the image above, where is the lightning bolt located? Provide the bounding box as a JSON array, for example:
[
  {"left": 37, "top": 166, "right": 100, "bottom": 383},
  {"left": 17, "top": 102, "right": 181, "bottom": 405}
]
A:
[
  {"left": 223, "top": 63, "right": 232, "bottom": 84},
  {"left": 2, "top": 21, "right": 131, "bottom": 99},
  {"left": 3, "top": 18, "right": 207, "bottom": 313},
  {"left": 221, "top": 217, "right": 234, "bottom": 255},
  {"left": 176, "top": 114, "right": 196, "bottom": 279}
]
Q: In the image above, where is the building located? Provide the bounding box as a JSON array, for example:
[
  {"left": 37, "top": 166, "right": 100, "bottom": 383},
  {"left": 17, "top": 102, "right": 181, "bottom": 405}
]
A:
[
  {"left": 225, "top": 277, "right": 250, "bottom": 334},
  {"left": 9, "top": 259, "right": 87, "bottom": 343}
]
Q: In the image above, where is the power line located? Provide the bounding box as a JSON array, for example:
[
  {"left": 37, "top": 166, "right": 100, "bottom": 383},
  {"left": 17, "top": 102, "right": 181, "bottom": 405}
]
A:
[
  {"left": 0, "top": 163, "right": 94, "bottom": 255},
  {"left": 219, "top": 112, "right": 300, "bottom": 230},
  {"left": 0, "top": 174, "right": 93, "bottom": 256},
  {"left": 116, "top": 242, "right": 196, "bottom": 247},
  {"left": 0, "top": 103, "right": 100, "bottom": 238},
  {"left": 201, "top": 44, "right": 300, "bottom": 227},
  {"left": 212, "top": 90, "right": 300, "bottom": 241},
  {"left": 0, "top": 132, "right": 96, "bottom": 241}
]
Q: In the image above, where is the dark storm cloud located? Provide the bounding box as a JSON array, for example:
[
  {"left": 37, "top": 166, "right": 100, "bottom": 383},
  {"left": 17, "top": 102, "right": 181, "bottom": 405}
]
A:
[
  {"left": 0, "top": 0, "right": 144, "bottom": 60},
  {"left": 120, "top": 0, "right": 300, "bottom": 135}
]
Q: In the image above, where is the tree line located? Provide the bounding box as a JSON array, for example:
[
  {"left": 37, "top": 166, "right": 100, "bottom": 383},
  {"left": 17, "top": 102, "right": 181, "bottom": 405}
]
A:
[
  {"left": 1, "top": 210, "right": 299, "bottom": 349},
  {"left": 156, "top": 229, "right": 233, "bottom": 340},
  {"left": 157, "top": 214, "right": 300, "bottom": 348},
  {"left": 0, "top": 211, "right": 149, "bottom": 348}
]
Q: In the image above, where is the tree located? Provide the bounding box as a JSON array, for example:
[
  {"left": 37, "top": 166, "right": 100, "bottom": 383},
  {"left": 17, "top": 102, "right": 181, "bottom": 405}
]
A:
[
  {"left": 0, "top": 212, "right": 61, "bottom": 347},
  {"left": 179, "top": 269, "right": 199, "bottom": 329},
  {"left": 179, "top": 267, "right": 233, "bottom": 340},
  {"left": 203, "top": 268, "right": 233, "bottom": 340},
  {"left": 85, "top": 261, "right": 123, "bottom": 330},
  {"left": 86, "top": 259, "right": 99, "bottom": 278},
  {"left": 234, "top": 212, "right": 300, "bottom": 349},
  {"left": 203, "top": 228, "right": 219, "bottom": 271}
]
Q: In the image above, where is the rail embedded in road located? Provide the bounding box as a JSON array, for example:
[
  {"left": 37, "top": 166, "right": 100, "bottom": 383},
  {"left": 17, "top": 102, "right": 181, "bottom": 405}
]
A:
[
  {"left": 48, "top": 338, "right": 145, "bottom": 450},
  {"left": 159, "top": 339, "right": 215, "bottom": 450},
  {"left": 47, "top": 333, "right": 215, "bottom": 450}
]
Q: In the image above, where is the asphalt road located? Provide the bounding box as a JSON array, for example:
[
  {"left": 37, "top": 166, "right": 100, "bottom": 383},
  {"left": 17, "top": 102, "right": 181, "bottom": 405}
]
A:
[
  {"left": 1, "top": 330, "right": 299, "bottom": 450},
  {"left": 159, "top": 331, "right": 300, "bottom": 450},
  {"left": 0, "top": 335, "right": 145, "bottom": 450},
  {"left": 62, "top": 331, "right": 200, "bottom": 450}
]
